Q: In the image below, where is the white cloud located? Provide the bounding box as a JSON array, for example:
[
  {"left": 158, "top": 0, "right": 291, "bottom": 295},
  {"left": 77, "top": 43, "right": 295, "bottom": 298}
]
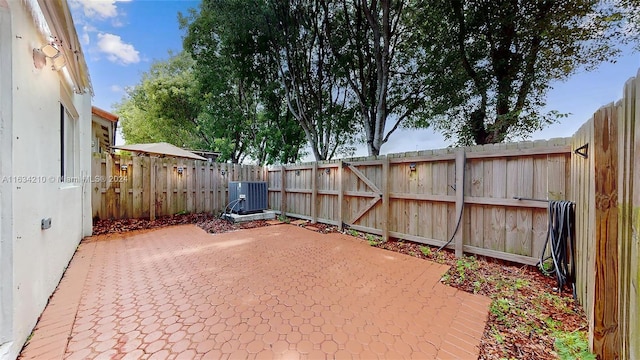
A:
[
  {"left": 80, "top": 25, "right": 97, "bottom": 45},
  {"left": 70, "top": 0, "right": 131, "bottom": 19},
  {"left": 97, "top": 33, "right": 140, "bottom": 65},
  {"left": 111, "top": 18, "right": 126, "bottom": 28},
  {"left": 110, "top": 85, "right": 124, "bottom": 93}
]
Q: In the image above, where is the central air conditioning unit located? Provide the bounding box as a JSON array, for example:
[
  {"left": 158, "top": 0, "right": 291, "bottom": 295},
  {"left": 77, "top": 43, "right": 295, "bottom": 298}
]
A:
[{"left": 228, "top": 181, "right": 268, "bottom": 215}]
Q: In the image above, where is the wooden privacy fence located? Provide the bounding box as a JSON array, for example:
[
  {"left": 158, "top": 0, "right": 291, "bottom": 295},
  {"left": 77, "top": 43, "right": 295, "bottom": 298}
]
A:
[
  {"left": 91, "top": 155, "right": 264, "bottom": 220},
  {"left": 268, "top": 138, "right": 572, "bottom": 265},
  {"left": 90, "top": 73, "right": 640, "bottom": 359},
  {"left": 570, "top": 71, "right": 640, "bottom": 360}
]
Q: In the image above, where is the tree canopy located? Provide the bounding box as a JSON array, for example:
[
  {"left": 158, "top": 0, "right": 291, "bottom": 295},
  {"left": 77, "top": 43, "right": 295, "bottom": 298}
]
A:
[
  {"left": 118, "top": 0, "right": 633, "bottom": 161},
  {"left": 116, "top": 49, "right": 307, "bottom": 164},
  {"left": 116, "top": 52, "right": 211, "bottom": 150},
  {"left": 409, "top": 0, "right": 626, "bottom": 145}
]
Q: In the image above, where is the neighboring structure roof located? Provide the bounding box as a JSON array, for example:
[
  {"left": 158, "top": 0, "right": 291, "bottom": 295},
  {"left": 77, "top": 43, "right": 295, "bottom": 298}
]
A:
[
  {"left": 112, "top": 142, "right": 208, "bottom": 161},
  {"left": 92, "top": 106, "right": 119, "bottom": 122},
  {"left": 91, "top": 106, "right": 118, "bottom": 152},
  {"left": 187, "top": 149, "right": 221, "bottom": 161}
]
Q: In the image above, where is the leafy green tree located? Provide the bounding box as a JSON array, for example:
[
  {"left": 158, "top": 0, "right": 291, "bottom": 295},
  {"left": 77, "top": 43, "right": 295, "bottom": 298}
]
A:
[
  {"left": 410, "top": 0, "right": 625, "bottom": 145},
  {"left": 324, "top": 0, "right": 427, "bottom": 156},
  {"left": 264, "top": 0, "right": 359, "bottom": 160},
  {"left": 181, "top": 0, "right": 308, "bottom": 164},
  {"left": 183, "top": 0, "right": 358, "bottom": 161},
  {"left": 620, "top": 0, "right": 640, "bottom": 50},
  {"left": 116, "top": 52, "right": 215, "bottom": 151}
]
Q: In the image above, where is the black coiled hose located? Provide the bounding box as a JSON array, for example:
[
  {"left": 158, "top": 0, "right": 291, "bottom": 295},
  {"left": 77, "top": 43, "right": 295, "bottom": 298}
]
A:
[{"left": 538, "top": 200, "right": 576, "bottom": 297}]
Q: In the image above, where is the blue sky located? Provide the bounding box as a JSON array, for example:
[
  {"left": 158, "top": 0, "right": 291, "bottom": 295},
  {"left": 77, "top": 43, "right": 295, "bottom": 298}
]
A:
[{"left": 70, "top": 0, "right": 640, "bottom": 156}]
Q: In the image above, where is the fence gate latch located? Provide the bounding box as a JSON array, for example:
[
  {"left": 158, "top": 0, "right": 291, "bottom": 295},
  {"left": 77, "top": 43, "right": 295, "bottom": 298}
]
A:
[{"left": 574, "top": 143, "right": 588, "bottom": 159}]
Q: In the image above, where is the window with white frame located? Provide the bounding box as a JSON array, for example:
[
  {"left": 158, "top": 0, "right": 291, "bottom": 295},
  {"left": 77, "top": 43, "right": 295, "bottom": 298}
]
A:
[{"left": 60, "top": 103, "right": 78, "bottom": 180}]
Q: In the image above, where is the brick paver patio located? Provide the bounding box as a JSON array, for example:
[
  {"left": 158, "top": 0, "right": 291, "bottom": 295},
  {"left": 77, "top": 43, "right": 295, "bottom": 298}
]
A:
[{"left": 20, "top": 224, "right": 491, "bottom": 359}]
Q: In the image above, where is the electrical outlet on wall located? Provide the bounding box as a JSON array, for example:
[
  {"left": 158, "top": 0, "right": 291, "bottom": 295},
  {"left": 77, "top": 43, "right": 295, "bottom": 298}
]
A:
[{"left": 41, "top": 218, "right": 52, "bottom": 230}]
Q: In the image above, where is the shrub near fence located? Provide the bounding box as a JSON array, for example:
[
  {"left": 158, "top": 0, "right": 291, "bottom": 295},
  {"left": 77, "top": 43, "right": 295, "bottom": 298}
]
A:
[
  {"left": 268, "top": 138, "right": 572, "bottom": 265},
  {"left": 91, "top": 154, "right": 265, "bottom": 220}
]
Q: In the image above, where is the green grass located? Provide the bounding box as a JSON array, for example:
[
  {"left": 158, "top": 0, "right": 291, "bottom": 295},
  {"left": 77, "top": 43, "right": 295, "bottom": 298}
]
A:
[
  {"left": 455, "top": 256, "right": 478, "bottom": 283},
  {"left": 554, "top": 331, "right": 595, "bottom": 360},
  {"left": 490, "top": 297, "right": 514, "bottom": 323},
  {"left": 366, "top": 234, "right": 383, "bottom": 246},
  {"left": 419, "top": 245, "right": 431, "bottom": 257}
]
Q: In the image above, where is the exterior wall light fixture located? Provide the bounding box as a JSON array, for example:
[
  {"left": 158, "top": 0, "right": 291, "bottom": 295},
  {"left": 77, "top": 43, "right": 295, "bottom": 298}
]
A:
[{"left": 33, "top": 43, "right": 66, "bottom": 71}]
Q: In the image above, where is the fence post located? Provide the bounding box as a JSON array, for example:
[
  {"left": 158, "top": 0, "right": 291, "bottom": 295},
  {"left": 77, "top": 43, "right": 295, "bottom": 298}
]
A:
[
  {"left": 381, "top": 156, "right": 390, "bottom": 242},
  {"left": 455, "top": 149, "right": 466, "bottom": 258},
  {"left": 338, "top": 160, "right": 344, "bottom": 231},
  {"left": 592, "top": 105, "right": 620, "bottom": 359},
  {"left": 280, "top": 166, "right": 286, "bottom": 217},
  {"left": 311, "top": 162, "right": 318, "bottom": 223}
]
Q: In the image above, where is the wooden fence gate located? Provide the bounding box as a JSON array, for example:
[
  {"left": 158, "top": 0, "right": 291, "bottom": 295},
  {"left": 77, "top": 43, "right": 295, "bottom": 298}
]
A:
[
  {"left": 268, "top": 140, "right": 572, "bottom": 265},
  {"left": 341, "top": 159, "right": 387, "bottom": 236}
]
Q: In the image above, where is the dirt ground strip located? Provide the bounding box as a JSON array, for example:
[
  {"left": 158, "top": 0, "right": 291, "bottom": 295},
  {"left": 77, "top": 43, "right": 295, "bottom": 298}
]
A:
[{"left": 20, "top": 224, "right": 491, "bottom": 360}]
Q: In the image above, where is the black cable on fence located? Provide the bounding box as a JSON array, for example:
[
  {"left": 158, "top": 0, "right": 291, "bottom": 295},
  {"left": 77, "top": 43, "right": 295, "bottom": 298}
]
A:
[{"left": 538, "top": 200, "right": 576, "bottom": 297}]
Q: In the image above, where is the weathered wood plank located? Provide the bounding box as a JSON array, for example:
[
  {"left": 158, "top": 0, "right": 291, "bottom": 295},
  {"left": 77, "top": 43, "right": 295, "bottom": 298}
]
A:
[
  {"left": 432, "top": 157, "right": 449, "bottom": 243},
  {"left": 149, "top": 157, "right": 156, "bottom": 220},
  {"left": 628, "top": 71, "right": 640, "bottom": 360},
  {"left": 465, "top": 145, "right": 572, "bottom": 159},
  {"left": 505, "top": 143, "right": 520, "bottom": 255},
  {"left": 132, "top": 156, "right": 143, "bottom": 218},
  {"left": 421, "top": 160, "right": 434, "bottom": 240},
  {"left": 516, "top": 143, "right": 534, "bottom": 257},
  {"left": 186, "top": 163, "right": 194, "bottom": 213},
  {"left": 311, "top": 162, "right": 317, "bottom": 223},
  {"left": 408, "top": 157, "right": 419, "bottom": 238},
  {"left": 592, "top": 105, "right": 620, "bottom": 359},
  {"left": 489, "top": 155, "right": 507, "bottom": 252},
  {"left": 105, "top": 155, "right": 115, "bottom": 218},
  {"left": 141, "top": 157, "right": 150, "bottom": 218},
  {"left": 166, "top": 160, "right": 173, "bottom": 216},
  {"left": 462, "top": 245, "right": 539, "bottom": 266},
  {"left": 349, "top": 196, "right": 381, "bottom": 225},
  {"left": 280, "top": 167, "right": 286, "bottom": 215},
  {"left": 469, "top": 159, "right": 484, "bottom": 248}
]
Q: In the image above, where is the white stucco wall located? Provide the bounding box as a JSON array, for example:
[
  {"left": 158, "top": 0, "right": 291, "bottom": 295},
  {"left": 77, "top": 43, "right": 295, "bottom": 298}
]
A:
[
  {"left": 0, "top": 1, "right": 92, "bottom": 359},
  {"left": 0, "top": 0, "right": 14, "bottom": 357}
]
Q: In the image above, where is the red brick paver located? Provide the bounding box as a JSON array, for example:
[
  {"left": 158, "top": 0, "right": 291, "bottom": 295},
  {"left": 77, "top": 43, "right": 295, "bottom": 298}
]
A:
[{"left": 20, "top": 224, "right": 491, "bottom": 359}]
